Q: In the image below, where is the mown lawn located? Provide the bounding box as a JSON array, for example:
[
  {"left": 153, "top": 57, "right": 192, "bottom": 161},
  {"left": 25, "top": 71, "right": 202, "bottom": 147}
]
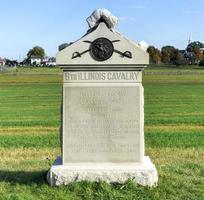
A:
[{"left": 0, "top": 67, "right": 203, "bottom": 200}]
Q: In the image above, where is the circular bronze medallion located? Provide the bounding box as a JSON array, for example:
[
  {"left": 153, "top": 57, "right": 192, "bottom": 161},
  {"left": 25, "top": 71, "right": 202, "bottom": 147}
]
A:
[{"left": 90, "top": 37, "right": 114, "bottom": 61}]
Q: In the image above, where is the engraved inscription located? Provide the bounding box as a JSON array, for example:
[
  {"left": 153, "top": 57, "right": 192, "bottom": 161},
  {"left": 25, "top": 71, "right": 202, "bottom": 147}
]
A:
[
  {"left": 64, "top": 71, "right": 141, "bottom": 82},
  {"left": 64, "top": 86, "right": 142, "bottom": 162}
]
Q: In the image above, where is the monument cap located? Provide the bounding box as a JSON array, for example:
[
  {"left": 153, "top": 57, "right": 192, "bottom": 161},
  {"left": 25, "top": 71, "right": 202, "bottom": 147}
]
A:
[{"left": 86, "top": 8, "right": 118, "bottom": 29}]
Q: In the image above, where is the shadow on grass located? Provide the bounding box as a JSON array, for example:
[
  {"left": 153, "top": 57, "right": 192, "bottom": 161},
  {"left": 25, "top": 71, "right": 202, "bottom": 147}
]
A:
[{"left": 0, "top": 170, "right": 47, "bottom": 185}]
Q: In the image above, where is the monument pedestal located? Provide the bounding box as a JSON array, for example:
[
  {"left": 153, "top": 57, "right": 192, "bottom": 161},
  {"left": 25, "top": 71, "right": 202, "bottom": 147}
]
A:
[{"left": 47, "top": 156, "right": 157, "bottom": 186}]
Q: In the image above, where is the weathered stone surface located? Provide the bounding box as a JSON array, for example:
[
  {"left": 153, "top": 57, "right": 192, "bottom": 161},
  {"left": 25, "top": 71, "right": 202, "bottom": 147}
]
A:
[
  {"left": 47, "top": 156, "right": 158, "bottom": 187},
  {"left": 63, "top": 82, "right": 144, "bottom": 163}
]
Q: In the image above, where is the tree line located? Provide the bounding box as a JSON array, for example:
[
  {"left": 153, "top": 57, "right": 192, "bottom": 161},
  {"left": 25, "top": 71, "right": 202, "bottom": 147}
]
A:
[{"left": 147, "top": 41, "right": 204, "bottom": 66}]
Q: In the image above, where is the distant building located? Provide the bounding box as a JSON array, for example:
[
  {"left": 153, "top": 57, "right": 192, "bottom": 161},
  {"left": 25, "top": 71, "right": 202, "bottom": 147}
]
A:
[
  {"left": 27, "top": 56, "right": 56, "bottom": 66},
  {"left": 45, "top": 57, "right": 56, "bottom": 66},
  {"left": 29, "top": 55, "right": 42, "bottom": 65},
  {"left": 41, "top": 56, "right": 56, "bottom": 66},
  {"left": 0, "top": 57, "right": 5, "bottom": 66}
]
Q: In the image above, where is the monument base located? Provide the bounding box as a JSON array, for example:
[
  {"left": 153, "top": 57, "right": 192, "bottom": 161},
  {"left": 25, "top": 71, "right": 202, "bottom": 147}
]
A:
[{"left": 47, "top": 156, "right": 158, "bottom": 187}]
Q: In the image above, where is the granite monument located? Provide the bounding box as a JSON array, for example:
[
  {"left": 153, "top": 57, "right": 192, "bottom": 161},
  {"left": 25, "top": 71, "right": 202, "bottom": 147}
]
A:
[{"left": 47, "top": 9, "right": 158, "bottom": 187}]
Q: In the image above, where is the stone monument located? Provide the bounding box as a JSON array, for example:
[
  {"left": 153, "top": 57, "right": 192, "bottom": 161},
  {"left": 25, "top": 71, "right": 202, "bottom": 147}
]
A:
[{"left": 47, "top": 9, "right": 158, "bottom": 187}]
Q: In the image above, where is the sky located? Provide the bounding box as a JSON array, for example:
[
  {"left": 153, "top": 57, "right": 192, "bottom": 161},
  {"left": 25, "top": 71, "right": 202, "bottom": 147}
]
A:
[{"left": 0, "top": 0, "right": 203, "bottom": 60}]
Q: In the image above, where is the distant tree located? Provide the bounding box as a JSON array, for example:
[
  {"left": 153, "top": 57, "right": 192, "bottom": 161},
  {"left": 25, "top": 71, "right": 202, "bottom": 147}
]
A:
[
  {"left": 174, "top": 50, "right": 187, "bottom": 66},
  {"left": 20, "top": 58, "right": 29, "bottom": 66},
  {"left": 186, "top": 41, "right": 204, "bottom": 64},
  {"left": 5, "top": 59, "right": 18, "bottom": 67},
  {"left": 147, "top": 46, "right": 161, "bottom": 64},
  {"left": 27, "top": 46, "right": 45, "bottom": 58},
  {"left": 161, "top": 46, "right": 176, "bottom": 64},
  {"left": 187, "top": 41, "right": 204, "bottom": 52}
]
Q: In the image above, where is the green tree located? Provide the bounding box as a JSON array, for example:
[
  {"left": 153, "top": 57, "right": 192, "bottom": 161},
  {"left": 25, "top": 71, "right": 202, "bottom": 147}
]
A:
[
  {"left": 27, "top": 46, "right": 45, "bottom": 58},
  {"left": 186, "top": 41, "right": 204, "bottom": 64},
  {"left": 174, "top": 50, "right": 187, "bottom": 66},
  {"left": 147, "top": 46, "right": 161, "bottom": 64},
  {"left": 161, "top": 46, "right": 177, "bottom": 64},
  {"left": 187, "top": 41, "right": 204, "bottom": 52}
]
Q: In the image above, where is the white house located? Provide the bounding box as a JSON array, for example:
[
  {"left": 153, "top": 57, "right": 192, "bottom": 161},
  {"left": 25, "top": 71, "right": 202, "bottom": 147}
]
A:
[
  {"left": 29, "top": 56, "right": 42, "bottom": 65},
  {"left": 28, "top": 56, "right": 56, "bottom": 66},
  {"left": 45, "top": 57, "right": 56, "bottom": 66},
  {"left": 0, "top": 57, "right": 5, "bottom": 66}
]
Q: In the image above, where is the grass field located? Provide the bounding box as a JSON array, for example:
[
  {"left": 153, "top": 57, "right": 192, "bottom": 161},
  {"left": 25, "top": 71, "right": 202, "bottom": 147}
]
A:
[{"left": 0, "top": 67, "right": 203, "bottom": 200}]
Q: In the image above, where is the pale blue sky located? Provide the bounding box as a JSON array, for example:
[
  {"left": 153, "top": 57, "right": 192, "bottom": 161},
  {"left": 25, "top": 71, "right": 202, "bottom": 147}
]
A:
[{"left": 0, "top": 0, "right": 203, "bottom": 60}]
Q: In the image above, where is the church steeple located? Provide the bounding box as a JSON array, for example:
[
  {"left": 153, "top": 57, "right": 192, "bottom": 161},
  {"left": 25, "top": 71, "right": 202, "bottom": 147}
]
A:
[{"left": 188, "top": 33, "right": 193, "bottom": 45}]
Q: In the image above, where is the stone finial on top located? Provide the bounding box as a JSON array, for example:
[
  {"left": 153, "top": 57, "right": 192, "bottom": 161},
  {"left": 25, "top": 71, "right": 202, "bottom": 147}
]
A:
[{"left": 86, "top": 9, "right": 118, "bottom": 29}]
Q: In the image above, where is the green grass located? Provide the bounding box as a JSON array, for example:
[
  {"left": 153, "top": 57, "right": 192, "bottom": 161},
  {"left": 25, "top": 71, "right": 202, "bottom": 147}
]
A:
[
  {"left": 0, "top": 134, "right": 59, "bottom": 148},
  {"left": 0, "top": 67, "right": 203, "bottom": 199}
]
